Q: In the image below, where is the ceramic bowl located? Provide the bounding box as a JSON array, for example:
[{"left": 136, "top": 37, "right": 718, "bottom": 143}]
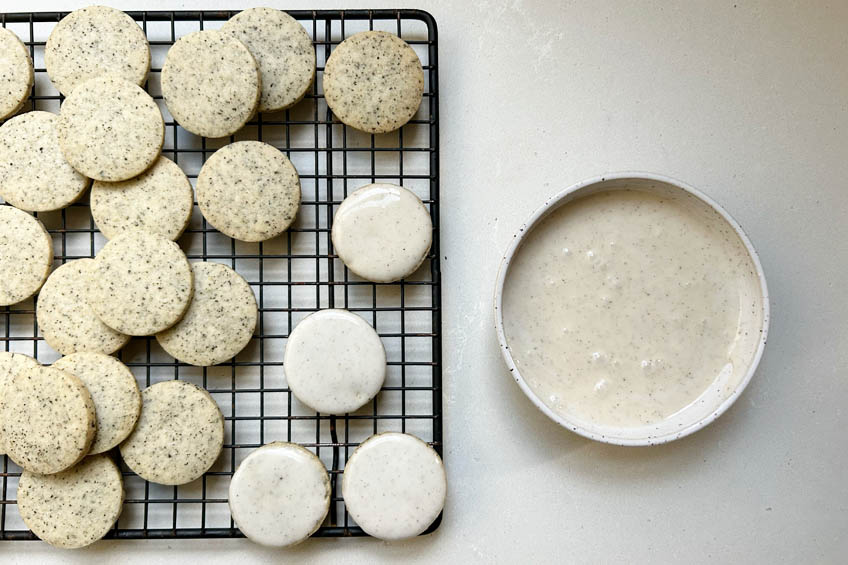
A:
[{"left": 493, "top": 173, "right": 769, "bottom": 446}]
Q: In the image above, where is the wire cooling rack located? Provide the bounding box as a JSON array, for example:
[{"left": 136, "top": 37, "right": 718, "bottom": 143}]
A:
[{"left": 0, "top": 9, "right": 440, "bottom": 540}]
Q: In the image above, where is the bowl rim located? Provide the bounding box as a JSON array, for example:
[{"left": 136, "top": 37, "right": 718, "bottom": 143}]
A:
[{"left": 493, "top": 171, "right": 770, "bottom": 446}]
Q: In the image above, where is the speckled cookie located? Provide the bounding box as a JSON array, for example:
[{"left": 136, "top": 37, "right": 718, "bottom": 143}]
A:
[
  {"left": 157, "top": 262, "right": 257, "bottom": 367},
  {"left": 0, "top": 352, "right": 39, "bottom": 456},
  {"left": 90, "top": 156, "right": 193, "bottom": 241},
  {"left": 284, "top": 309, "right": 386, "bottom": 415},
  {"left": 229, "top": 442, "right": 330, "bottom": 547},
  {"left": 36, "top": 259, "right": 129, "bottom": 355},
  {"left": 89, "top": 230, "right": 193, "bottom": 336},
  {"left": 17, "top": 454, "right": 123, "bottom": 548},
  {"left": 120, "top": 380, "right": 224, "bottom": 485},
  {"left": 0, "top": 111, "right": 90, "bottom": 212},
  {"left": 0, "top": 27, "right": 33, "bottom": 121},
  {"left": 332, "top": 183, "right": 433, "bottom": 283},
  {"left": 221, "top": 8, "right": 315, "bottom": 112},
  {"left": 53, "top": 353, "right": 141, "bottom": 455},
  {"left": 196, "top": 141, "right": 300, "bottom": 242},
  {"left": 0, "top": 364, "right": 96, "bottom": 474},
  {"left": 161, "top": 30, "right": 260, "bottom": 138},
  {"left": 45, "top": 5, "right": 150, "bottom": 96},
  {"left": 58, "top": 74, "right": 164, "bottom": 182},
  {"left": 342, "top": 432, "right": 446, "bottom": 540},
  {"left": 0, "top": 206, "right": 53, "bottom": 306},
  {"left": 323, "top": 31, "right": 424, "bottom": 134}
]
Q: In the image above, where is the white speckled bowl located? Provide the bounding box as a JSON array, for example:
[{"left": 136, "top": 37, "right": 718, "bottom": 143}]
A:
[{"left": 494, "top": 173, "right": 770, "bottom": 446}]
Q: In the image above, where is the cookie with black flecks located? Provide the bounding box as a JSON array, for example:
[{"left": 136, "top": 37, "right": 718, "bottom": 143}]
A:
[
  {"left": 0, "top": 206, "right": 53, "bottom": 306},
  {"left": 0, "top": 27, "right": 33, "bottom": 121},
  {"left": 0, "top": 352, "right": 39, "bottom": 456},
  {"left": 120, "top": 380, "right": 224, "bottom": 485},
  {"left": 17, "top": 454, "right": 124, "bottom": 548},
  {"left": 323, "top": 31, "right": 424, "bottom": 134},
  {"left": 157, "top": 262, "right": 257, "bottom": 367}
]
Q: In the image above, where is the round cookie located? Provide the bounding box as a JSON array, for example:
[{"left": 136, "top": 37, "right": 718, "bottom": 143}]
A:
[
  {"left": 229, "top": 442, "right": 330, "bottom": 547},
  {"left": 284, "top": 309, "right": 385, "bottom": 415},
  {"left": 342, "top": 432, "right": 446, "bottom": 540},
  {"left": 58, "top": 74, "right": 164, "bottom": 182},
  {"left": 0, "top": 111, "right": 90, "bottom": 212},
  {"left": 17, "top": 454, "right": 123, "bottom": 548},
  {"left": 0, "top": 206, "right": 53, "bottom": 306},
  {"left": 157, "top": 262, "right": 257, "bottom": 367},
  {"left": 45, "top": 5, "right": 150, "bottom": 96},
  {"left": 196, "top": 141, "right": 301, "bottom": 242},
  {"left": 332, "top": 183, "right": 433, "bottom": 283},
  {"left": 91, "top": 156, "right": 193, "bottom": 241},
  {"left": 90, "top": 230, "right": 193, "bottom": 336},
  {"left": 221, "top": 8, "right": 315, "bottom": 112},
  {"left": 53, "top": 353, "right": 141, "bottom": 455},
  {"left": 0, "top": 364, "right": 96, "bottom": 474},
  {"left": 0, "top": 352, "right": 39, "bottom": 455},
  {"left": 0, "top": 27, "right": 33, "bottom": 121},
  {"left": 323, "top": 31, "right": 424, "bottom": 134},
  {"left": 36, "top": 259, "right": 129, "bottom": 355},
  {"left": 120, "top": 380, "right": 224, "bottom": 485},
  {"left": 161, "top": 30, "right": 260, "bottom": 138}
]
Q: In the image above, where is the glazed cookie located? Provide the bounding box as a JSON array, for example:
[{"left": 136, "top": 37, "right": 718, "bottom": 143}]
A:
[
  {"left": 332, "top": 183, "right": 433, "bottom": 283},
  {"left": 196, "top": 141, "right": 301, "bottom": 242},
  {"left": 90, "top": 156, "right": 193, "bottom": 240},
  {"left": 89, "top": 230, "right": 193, "bottom": 336},
  {"left": 0, "top": 206, "right": 53, "bottom": 306},
  {"left": 17, "top": 455, "right": 124, "bottom": 548},
  {"left": 157, "top": 262, "right": 257, "bottom": 367},
  {"left": 120, "top": 380, "right": 224, "bottom": 485},
  {"left": 58, "top": 74, "right": 164, "bottom": 181},
  {"left": 229, "top": 442, "right": 330, "bottom": 547},
  {"left": 323, "top": 31, "right": 424, "bottom": 134},
  {"left": 0, "top": 364, "right": 96, "bottom": 474},
  {"left": 342, "top": 432, "right": 446, "bottom": 540},
  {"left": 36, "top": 259, "right": 129, "bottom": 355},
  {"left": 0, "top": 111, "right": 90, "bottom": 212},
  {"left": 45, "top": 5, "right": 150, "bottom": 96},
  {"left": 0, "top": 27, "right": 33, "bottom": 121},
  {"left": 284, "top": 309, "right": 385, "bottom": 415},
  {"left": 53, "top": 353, "right": 141, "bottom": 455},
  {"left": 0, "top": 352, "right": 39, "bottom": 455},
  {"left": 221, "top": 8, "right": 315, "bottom": 112},
  {"left": 161, "top": 30, "right": 260, "bottom": 138}
]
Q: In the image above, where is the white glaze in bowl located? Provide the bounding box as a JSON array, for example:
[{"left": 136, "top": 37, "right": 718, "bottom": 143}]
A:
[{"left": 494, "top": 173, "right": 769, "bottom": 446}]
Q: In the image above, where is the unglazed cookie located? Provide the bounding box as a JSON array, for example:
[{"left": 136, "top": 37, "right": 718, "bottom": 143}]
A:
[
  {"left": 342, "top": 432, "right": 446, "bottom": 540},
  {"left": 53, "top": 353, "right": 141, "bottom": 455},
  {"left": 0, "top": 111, "right": 90, "bottom": 212},
  {"left": 157, "top": 262, "right": 257, "bottom": 366},
  {"left": 323, "top": 31, "right": 424, "bottom": 134},
  {"left": 58, "top": 74, "right": 164, "bottom": 181},
  {"left": 45, "top": 5, "right": 150, "bottom": 96},
  {"left": 90, "top": 156, "right": 193, "bottom": 240},
  {"left": 229, "top": 442, "right": 330, "bottom": 547},
  {"left": 0, "top": 27, "right": 33, "bottom": 121},
  {"left": 161, "top": 30, "right": 260, "bottom": 138},
  {"left": 221, "top": 8, "right": 315, "bottom": 112},
  {"left": 36, "top": 259, "right": 129, "bottom": 355},
  {"left": 0, "top": 206, "right": 53, "bottom": 306},
  {"left": 0, "top": 364, "right": 96, "bottom": 474},
  {"left": 332, "top": 183, "right": 432, "bottom": 283},
  {"left": 89, "top": 230, "right": 193, "bottom": 336},
  {"left": 0, "top": 352, "right": 39, "bottom": 455},
  {"left": 17, "top": 455, "right": 123, "bottom": 548},
  {"left": 196, "top": 141, "right": 300, "bottom": 242},
  {"left": 120, "top": 380, "right": 224, "bottom": 485},
  {"left": 284, "top": 309, "right": 385, "bottom": 415}
]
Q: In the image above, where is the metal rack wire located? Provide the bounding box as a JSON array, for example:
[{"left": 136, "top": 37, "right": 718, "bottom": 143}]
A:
[{"left": 0, "top": 9, "right": 440, "bottom": 540}]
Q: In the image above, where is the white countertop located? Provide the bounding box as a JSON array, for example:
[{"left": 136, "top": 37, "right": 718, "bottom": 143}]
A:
[{"left": 6, "top": 0, "right": 847, "bottom": 563}]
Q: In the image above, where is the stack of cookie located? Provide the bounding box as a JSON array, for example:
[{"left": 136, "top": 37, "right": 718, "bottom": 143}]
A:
[{"left": 0, "top": 5, "right": 444, "bottom": 549}]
